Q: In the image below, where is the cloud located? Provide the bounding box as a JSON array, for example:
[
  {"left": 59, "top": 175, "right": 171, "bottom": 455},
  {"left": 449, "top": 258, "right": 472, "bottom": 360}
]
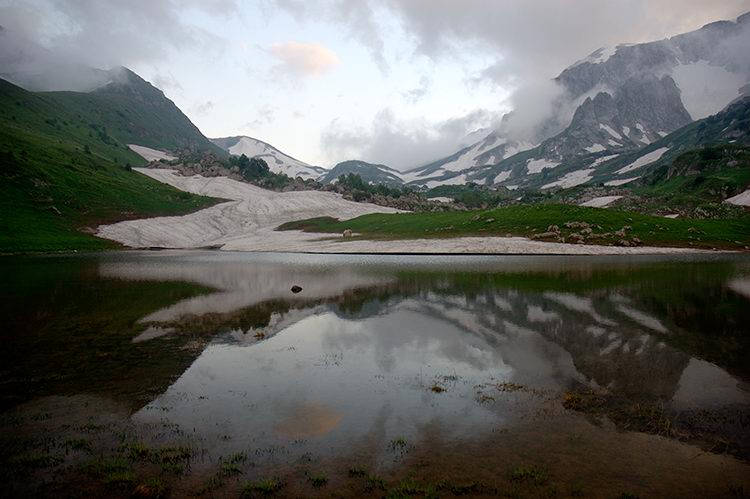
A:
[
  {"left": 264, "top": 0, "right": 389, "bottom": 73},
  {"left": 321, "top": 108, "right": 500, "bottom": 169},
  {"left": 271, "top": 0, "right": 748, "bottom": 83},
  {"left": 0, "top": 0, "right": 236, "bottom": 90},
  {"left": 402, "top": 76, "right": 430, "bottom": 103},
  {"left": 191, "top": 100, "right": 216, "bottom": 117},
  {"left": 269, "top": 41, "right": 339, "bottom": 77},
  {"left": 152, "top": 72, "right": 184, "bottom": 93},
  {"left": 241, "top": 104, "right": 279, "bottom": 130}
]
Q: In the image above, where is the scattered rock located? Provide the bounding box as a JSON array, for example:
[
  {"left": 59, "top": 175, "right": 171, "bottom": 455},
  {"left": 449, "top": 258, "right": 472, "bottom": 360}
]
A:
[
  {"left": 50, "top": 206, "right": 61, "bottom": 215},
  {"left": 531, "top": 232, "right": 559, "bottom": 240},
  {"left": 547, "top": 225, "right": 560, "bottom": 233},
  {"left": 580, "top": 227, "right": 593, "bottom": 236},
  {"left": 614, "top": 229, "right": 626, "bottom": 238},
  {"left": 342, "top": 229, "right": 353, "bottom": 238},
  {"left": 617, "top": 239, "right": 632, "bottom": 247},
  {"left": 632, "top": 237, "right": 642, "bottom": 245},
  {"left": 564, "top": 221, "right": 591, "bottom": 230},
  {"left": 471, "top": 215, "right": 481, "bottom": 221},
  {"left": 291, "top": 285, "right": 303, "bottom": 294},
  {"left": 485, "top": 218, "right": 496, "bottom": 223},
  {"left": 569, "top": 233, "right": 585, "bottom": 244}
]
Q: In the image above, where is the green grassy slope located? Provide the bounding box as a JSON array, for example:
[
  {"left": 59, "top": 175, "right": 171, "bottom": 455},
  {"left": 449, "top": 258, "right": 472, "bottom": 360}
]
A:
[
  {"left": 279, "top": 204, "right": 750, "bottom": 250},
  {"left": 46, "top": 67, "right": 225, "bottom": 156},
  {"left": 0, "top": 78, "right": 218, "bottom": 253}
]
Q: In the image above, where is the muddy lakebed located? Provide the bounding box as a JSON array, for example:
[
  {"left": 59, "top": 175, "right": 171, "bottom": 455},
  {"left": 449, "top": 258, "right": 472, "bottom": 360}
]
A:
[{"left": 1, "top": 251, "right": 750, "bottom": 498}]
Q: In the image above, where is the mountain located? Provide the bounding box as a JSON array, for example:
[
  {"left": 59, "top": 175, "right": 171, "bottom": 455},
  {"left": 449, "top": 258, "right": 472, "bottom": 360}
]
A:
[
  {"left": 211, "top": 136, "right": 325, "bottom": 179},
  {"left": 45, "top": 67, "right": 225, "bottom": 156},
  {"left": 0, "top": 77, "right": 217, "bottom": 253},
  {"left": 408, "top": 11, "right": 750, "bottom": 190},
  {"left": 319, "top": 160, "right": 404, "bottom": 186}
]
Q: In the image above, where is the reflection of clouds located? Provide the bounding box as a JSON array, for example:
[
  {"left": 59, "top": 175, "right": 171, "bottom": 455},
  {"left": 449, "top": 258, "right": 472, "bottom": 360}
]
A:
[
  {"left": 99, "top": 255, "right": 393, "bottom": 324},
  {"left": 274, "top": 400, "right": 343, "bottom": 438},
  {"left": 673, "top": 358, "right": 748, "bottom": 409}
]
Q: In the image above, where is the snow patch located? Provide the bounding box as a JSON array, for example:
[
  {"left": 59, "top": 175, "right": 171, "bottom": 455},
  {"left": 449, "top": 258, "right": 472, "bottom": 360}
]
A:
[
  {"left": 541, "top": 169, "right": 594, "bottom": 190},
  {"left": 605, "top": 177, "right": 640, "bottom": 186},
  {"left": 580, "top": 196, "right": 622, "bottom": 208},
  {"left": 590, "top": 154, "right": 619, "bottom": 167},
  {"left": 494, "top": 171, "right": 511, "bottom": 184},
  {"left": 574, "top": 46, "right": 618, "bottom": 67},
  {"left": 607, "top": 139, "right": 621, "bottom": 147},
  {"left": 585, "top": 144, "right": 606, "bottom": 153},
  {"left": 425, "top": 174, "right": 467, "bottom": 188},
  {"left": 128, "top": 144, "right": 176, "bottom": 162},
  {"left": 616, "top": 147, "right": 669, "bottom": 175},
  {"left": 725, "top": 188, "right": 750, "bottom": 206},
  {"left": 526, "top": 158, "right": 560, "bottom": 175},
  {"left": 599, "top": 123, "right": 623, "bottom": 140}
]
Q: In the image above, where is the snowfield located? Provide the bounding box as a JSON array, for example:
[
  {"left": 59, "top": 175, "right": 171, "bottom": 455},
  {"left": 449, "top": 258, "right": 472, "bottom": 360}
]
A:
[
  {"left": 95, "top": 169, "right": 710, "bottom": 255},
  {"left": 97, "top": 168, "right": 401, "bottom": 249}
]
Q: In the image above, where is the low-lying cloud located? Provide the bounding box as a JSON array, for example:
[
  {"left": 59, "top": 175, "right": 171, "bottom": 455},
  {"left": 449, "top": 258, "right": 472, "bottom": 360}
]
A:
[{"left": 321, "top": 108, "right": 500, "bottom": 170}]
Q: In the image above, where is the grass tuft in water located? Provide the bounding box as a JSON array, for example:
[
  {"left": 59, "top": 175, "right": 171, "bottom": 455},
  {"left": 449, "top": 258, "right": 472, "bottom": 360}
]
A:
[
  {"left": 241, "top": 478, "right": 284, "bottom": 497},
  {"left": 509, "top": 465, "right": 548, "bottom": 485}
]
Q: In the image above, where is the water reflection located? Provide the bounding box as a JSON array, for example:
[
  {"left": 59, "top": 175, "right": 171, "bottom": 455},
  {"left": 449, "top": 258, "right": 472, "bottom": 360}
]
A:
[
  {"left": 71, "top": 251, "right": 749, "bottom": 463},
  {"left": 2, "top": 251, "right": 750, "bottom": 466}
]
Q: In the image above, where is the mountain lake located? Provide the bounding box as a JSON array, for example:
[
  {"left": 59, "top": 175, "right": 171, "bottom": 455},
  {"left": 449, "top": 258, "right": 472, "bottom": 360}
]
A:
[{"left": 1, "top": 251, "right": 749, "bottom": 498}]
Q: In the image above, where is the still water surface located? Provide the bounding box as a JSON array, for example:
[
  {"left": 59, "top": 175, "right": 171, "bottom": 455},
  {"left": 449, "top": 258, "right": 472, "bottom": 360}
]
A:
[{"left": 2, "top": 251, "right": 750, "bottom": 497}]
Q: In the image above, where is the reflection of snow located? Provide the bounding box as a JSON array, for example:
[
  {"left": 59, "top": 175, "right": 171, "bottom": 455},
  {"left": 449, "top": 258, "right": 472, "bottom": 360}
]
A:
[
  {"left": 617, "top": 305, "right": 668, "bottom": 334},
  {"left": 543, "top": 292, "right": 617, "bottom": 326}
]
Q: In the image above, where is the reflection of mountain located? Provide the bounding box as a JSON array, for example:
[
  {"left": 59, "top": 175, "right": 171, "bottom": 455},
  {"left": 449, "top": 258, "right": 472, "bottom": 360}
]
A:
[
  {"left": 15, "top": 251, "right": 734, "bottom": 420},
  {"left": 102, "top": 254, "right": 746, "bottom": 405}
]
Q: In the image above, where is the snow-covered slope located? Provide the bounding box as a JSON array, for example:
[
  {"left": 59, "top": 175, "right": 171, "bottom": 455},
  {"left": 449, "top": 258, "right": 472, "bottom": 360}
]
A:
[
  {"left": 319, "top": 160, "right": 404, "bottom": 186},
  {"left": 211, "top": 136, "right": 326, "bottom": 179}
]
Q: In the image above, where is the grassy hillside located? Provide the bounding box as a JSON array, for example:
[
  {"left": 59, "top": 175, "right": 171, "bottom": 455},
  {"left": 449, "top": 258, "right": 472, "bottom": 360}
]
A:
[
  {"left": 46, "top": 67, "right": 225, "bottom": 156},
  {"left": 0, "top": 78, "right": 218, "bottom": 253},
  {"left": 279, "top": 204, "right": 750, "bottom": 250}
]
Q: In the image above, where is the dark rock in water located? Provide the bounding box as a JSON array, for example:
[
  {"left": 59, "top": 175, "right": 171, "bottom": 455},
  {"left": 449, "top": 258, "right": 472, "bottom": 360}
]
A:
[{"left": 291, "top": 285, "right": 303, "bottom": 294}]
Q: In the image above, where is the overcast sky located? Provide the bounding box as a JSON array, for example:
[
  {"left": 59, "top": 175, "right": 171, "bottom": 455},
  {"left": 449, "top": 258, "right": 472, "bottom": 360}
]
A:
[{"left": 2, "top": 0, "right": 749, "bottom": 169}]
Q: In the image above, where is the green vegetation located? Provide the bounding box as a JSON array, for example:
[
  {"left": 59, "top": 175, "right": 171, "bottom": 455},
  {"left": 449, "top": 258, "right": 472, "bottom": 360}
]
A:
[
  {"left": 279, "top": 203, "right": 750, "bottom": 250},
  {"left": 634, "top": 144, "right": 750, "bottom": 214},
  {"left": 241, "top": 478, "right": 284, "bottom": 497},
  {"left": 0, "top": 78, "right": 219, "bottom": 253},
  {"left": 509, "top": 465, "right": 548, "bottom": 485},
  {"left": 336, "top": 173, "right": 415, "bottom": 201},
  {"left": 426, "top": 183, "right": 514, "bottom": 208}
]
